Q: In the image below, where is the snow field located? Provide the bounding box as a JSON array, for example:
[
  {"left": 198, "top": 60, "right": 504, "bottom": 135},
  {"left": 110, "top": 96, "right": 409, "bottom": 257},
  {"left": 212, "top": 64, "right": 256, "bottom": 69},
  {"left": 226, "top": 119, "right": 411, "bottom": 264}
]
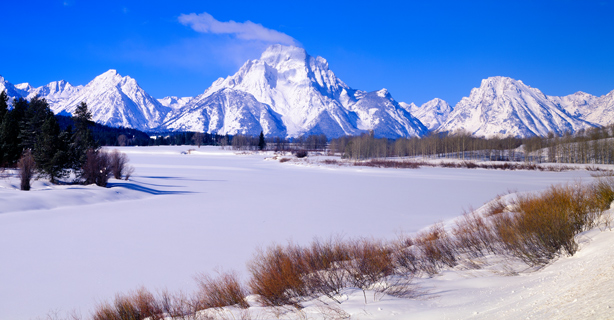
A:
[{"left": 0, "top": 146, "right": 604, "bottom": 319}]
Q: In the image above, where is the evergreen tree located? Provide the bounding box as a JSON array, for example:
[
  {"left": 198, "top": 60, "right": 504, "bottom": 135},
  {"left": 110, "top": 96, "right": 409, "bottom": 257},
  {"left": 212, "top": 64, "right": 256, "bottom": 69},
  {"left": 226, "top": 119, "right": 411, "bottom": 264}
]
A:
[
  {"left": 0, "top": 90, "right": 8, "bottom": 120},
  {"left": 0, "top": 98, "right": 27, "bottom": 166},
  {"left": 0, "top": 90, "right": 7, "bottom": 162},
  {"left": 33, "top": 115, "right": 69, "bottom": 183},
  {"left": 19, "top": 96, "right": 52, "bottom": 151},
  {"left": 258, "top": 131, "right": 266, "bottom": 150},
  {"left": 71, "top": 101, "right": 96, "bottom": 171}
]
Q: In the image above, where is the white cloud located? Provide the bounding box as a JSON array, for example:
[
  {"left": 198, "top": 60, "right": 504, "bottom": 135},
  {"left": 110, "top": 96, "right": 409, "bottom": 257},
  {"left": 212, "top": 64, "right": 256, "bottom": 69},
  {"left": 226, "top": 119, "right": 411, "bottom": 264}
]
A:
[{"left": 178, "top": 12, "right": 297, "bottom": 46}]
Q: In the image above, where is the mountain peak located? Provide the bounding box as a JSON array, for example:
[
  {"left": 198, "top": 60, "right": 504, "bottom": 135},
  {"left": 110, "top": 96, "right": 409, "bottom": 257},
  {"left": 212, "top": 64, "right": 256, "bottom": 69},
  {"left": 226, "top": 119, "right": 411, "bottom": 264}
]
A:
[
  {"left": 92, "top": 69, "right": 123, "bottom": 83},
  {"left": 103, "top": 69, "right": 118, "bottom": 75},
  {"left": 261, "top": 44, "right": 306, "bottom": 59},
  {"left": 440, "top": 77, "right": 590, "bottom": 137},
  {"left": 15, "top": 83, "right": 33, "bottom": 91},
  {"left": 480, "top": 76, "right": 524, "bottom": 88},
  {"left": 376, "top": 88, "right": 391, "bottom": 98},
  {"left": 259, "top": 44, "right": 308, "bottom": 68}
]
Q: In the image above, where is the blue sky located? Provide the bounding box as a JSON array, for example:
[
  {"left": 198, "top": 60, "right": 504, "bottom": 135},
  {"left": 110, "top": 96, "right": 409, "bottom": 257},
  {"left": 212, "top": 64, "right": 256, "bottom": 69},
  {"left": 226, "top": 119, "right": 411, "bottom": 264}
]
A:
[{"left": 1, "top": 0, "right": 612, "bottom": 106}]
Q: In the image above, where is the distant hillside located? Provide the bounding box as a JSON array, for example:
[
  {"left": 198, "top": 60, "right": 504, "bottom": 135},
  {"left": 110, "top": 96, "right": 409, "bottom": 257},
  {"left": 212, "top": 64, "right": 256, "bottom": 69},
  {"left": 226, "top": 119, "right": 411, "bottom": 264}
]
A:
[{"left": 55, "top": 114, "right": 152, "bottom": 146}]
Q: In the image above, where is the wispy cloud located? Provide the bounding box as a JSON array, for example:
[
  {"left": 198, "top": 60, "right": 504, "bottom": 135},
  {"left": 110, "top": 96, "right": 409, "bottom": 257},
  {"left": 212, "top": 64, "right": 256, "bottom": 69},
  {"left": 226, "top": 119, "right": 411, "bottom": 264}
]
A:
[{"left": 178, "top": 12, "right": 297, "bottom": 46}]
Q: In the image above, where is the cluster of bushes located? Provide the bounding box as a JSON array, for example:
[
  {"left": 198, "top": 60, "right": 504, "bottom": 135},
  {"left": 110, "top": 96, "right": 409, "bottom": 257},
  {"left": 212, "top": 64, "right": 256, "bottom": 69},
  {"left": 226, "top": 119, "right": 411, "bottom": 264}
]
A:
[
  {"left": 326, "top": 158, "right": 583, "bottom": 172},
  {"left": 87, "top": 179, "right": 613, "bottom": 320},
  {"left": 92, "top": 272, "right": 248, "bottom": 320},
  {"left": 81, "top": 149, "right": 133, "bottom": 188},
  {"left": 0, "top": 92, "right": 132, "bottom": 189}
]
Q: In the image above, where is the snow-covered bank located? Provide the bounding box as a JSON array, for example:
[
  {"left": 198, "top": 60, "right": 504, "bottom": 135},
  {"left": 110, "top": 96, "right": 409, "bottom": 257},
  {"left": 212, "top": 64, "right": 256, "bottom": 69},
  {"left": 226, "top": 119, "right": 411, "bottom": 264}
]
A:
[
  {"left": 211, "top": 226, "right": 614, "bottom": 320},
  {"left": 0, "top": 146, "right": 603, "bottom": 319}
]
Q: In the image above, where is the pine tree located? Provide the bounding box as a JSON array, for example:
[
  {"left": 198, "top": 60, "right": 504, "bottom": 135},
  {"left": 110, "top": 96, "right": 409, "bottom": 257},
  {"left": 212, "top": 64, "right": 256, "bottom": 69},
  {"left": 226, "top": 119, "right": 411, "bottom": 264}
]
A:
[
  {"left": 0, "top": 98, "right": 27, "bottom": 166},
  {"left": 258, "top": 131, "right": 266, "bottom": 151},
  {"left": 19, "top": 96, "right": 52, "bottom": 151},
  {"left": 71, "top": 101, "right": 96, "bottom": 172},
  {"left": 33, "top": 115, "right": 69, "bottom": 183},
  {"left": 0, "top": 90, "right": 8, "bottom": 120},
  {"left": 0, "top": 90, "right": 7, "bottom": 163}
]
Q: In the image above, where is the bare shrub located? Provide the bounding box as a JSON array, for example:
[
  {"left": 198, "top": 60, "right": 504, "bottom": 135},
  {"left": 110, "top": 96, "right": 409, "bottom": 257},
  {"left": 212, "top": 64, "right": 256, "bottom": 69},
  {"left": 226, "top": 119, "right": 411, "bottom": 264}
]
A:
[
  {"left": 391, "top": 237, "right": 421, "bottom": 275},
  {"left": 484, "top": 196, "right": 507, "bottom": 216},
  {"left": 313, "top": 300, "right": 351, "bottom": 320},
  {"left": 492, "top": 184, "right": 597, "bottom": 266},
  {"left": 117, "top": 134, "right": 128, "bottom": 147},
  {"left": 321, "top": 159, "right": 339, "bottom": 165},
  {"left": 247, "top": 244, "right": 308, "bottom": 307},
  {"left": 413, "top": 223, "right": 457, "bottom": 275},
  {"left": 355, "top": 159, "right": 421, "bottom": 169},
  {"left": 461, "top": 161, "right": 477, "bottom": 169},
  {"left": 343, "top": 238, "right": 394, "bottom": 303},
  {"left": 92, "top": 288, "right": 163, "bottom": 320},
  {"left": 158, "top": 290, "right": 205, "bottom": 320},
  {"left": 195, "top": 271, "right": 249, "bottom": 309},
  {"left": 124, "top": 166, "right": 135, "bottom": 180},
  {"left": 109, "top": 150, "right": 128, "bottom": 180},
  {"left": 18, "top": 149, "right": 36, "bottom": 191},
  {"left": 301, "top": 238, "right": 350, "bottom": 303},
  {"left": 294, "top": 150, "right": 308, "bottom": 158},
  {"left": 82, "top": 149, "right": 112, "bottom": 187},
  {"left": 589, "top": 178, "right": 614, "bottom": 212},
  {"left": 452, "top": 211, "right": 497, "bottom": 258},
  {"left": 41, "top": 309, "right": 83, "bottom": 320}
]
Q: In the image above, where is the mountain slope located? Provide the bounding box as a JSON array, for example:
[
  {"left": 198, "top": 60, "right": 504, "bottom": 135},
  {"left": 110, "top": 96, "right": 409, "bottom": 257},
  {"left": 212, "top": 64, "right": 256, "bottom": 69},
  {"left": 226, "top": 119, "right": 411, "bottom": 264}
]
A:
[
  {"left": 550, "top": 90, "right": 614, "bottom": 127},
  {"left": 439, "top": 77, "right": 594, "bottom": 138},
  {"left": 22, "top": 80, "right": 83, "bottom": 106},
  {"left": 410, "top": 98, "right": 452, "bottom": 131},
  {"left": 163, "top": 88, "right": 286, "bottom": 137},
  {"left": 198, "top": 45, "right": 357, "bottom": 137},
  {"left": 188, "top": 44, "right": 426, "bottom": 138},
  {"left": 54, "top": 70, "right": 170, "bottom": 130},
  {"left": 0, "top": 75, "right": 27, "bottom": 105},
  {"left": 347, "top": 89, "right": 427, "bottom": 138},
  {"left": 158, "top": 96, "right": 192, "bottom": 110}
]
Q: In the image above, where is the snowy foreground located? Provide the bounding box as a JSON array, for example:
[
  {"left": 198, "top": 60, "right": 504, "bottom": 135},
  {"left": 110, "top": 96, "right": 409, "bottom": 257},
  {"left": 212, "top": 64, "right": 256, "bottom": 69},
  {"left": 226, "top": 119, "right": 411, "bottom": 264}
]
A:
[{"left": 0, "top": 146, "right": 612, "bottom": 319}]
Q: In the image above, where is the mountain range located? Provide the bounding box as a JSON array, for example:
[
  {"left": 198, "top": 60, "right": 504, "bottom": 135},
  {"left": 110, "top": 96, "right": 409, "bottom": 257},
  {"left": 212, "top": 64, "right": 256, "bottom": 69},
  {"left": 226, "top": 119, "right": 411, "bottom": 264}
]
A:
[{"left": 2, "top": 45, "right": 613, "bottom": 138}]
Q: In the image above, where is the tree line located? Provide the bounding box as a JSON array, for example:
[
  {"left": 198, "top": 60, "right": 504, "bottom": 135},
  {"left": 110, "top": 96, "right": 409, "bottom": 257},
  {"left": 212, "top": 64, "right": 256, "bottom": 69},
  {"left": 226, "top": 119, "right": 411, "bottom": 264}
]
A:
[
  {"left": 0, "top": 91, "right": 131, "bottom": 189},
  {"left": 231, "top": 133, "right": 328, "bottom": 151},
  {"left": 328, "top": 127, "right": 614, "bottom": 164}
]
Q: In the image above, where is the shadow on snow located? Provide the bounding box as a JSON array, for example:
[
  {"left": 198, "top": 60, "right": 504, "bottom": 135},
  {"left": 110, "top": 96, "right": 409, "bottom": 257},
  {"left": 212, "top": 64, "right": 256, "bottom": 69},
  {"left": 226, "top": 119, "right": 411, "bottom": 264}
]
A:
[{"left": 107, "top": 182, "right": 196, "bottom": 195}]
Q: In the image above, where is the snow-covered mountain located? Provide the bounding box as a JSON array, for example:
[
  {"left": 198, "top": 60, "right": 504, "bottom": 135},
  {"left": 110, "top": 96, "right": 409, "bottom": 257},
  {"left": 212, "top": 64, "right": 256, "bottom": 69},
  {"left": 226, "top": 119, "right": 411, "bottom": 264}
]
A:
[
  {"left": 550, "top": 90, "right": 614, "bottom": 127},
  {"left": 163, "top": 88, "right": 286, "bottom": 137},
  {"left": 171, "top": 44, "right": 427, "bottom": 138},
  {"left": 19, "top": 80, "right": 83, "bottom": 106},
  {"left": 0, "top": 75, "right": 27, "bottom": 105},
  {"left": 158, "top": 96, "right": 192, "bottom": 110},
  {"left": 346, "top": 89, "right": 427, "bottom": 138},
  {"left": 2, "top": 71, "right": 170, "bottom": 131},
  {"left": 409, "top": 98, "right": 452, "bottom": 131},
  {"left": 438, "top": 77, "right": 594, "bottom": 138},
  {"left": 3, "top": 48, "right": 614, "bottom": 139},
  {"left": 52, "top": 70, "right": 170, "bottom": 130}
]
